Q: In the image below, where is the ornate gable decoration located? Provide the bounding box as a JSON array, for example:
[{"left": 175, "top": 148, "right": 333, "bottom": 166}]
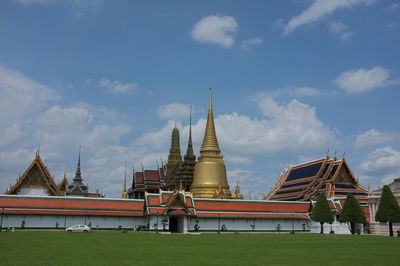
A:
[
  {"left": 145, "top": 189, "right": 196, "bottom": 216},
  {"left": 6, "top": 152, "right": 61, "bottom": 196}
]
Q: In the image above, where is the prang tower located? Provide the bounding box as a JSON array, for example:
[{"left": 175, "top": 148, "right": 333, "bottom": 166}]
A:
[{"left": 191, "top": 88, "right": 231, "bottom": 198}]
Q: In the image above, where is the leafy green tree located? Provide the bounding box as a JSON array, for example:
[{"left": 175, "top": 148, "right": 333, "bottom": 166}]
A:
[
  {"left": 311, "top": 193, "right": 334, "bottom": 234},
  {"left": 339, "top": 194, "right": 366, "bottom": 234},
  {"left": 375, "top": 185, "right": 400, "bottom": 237}
]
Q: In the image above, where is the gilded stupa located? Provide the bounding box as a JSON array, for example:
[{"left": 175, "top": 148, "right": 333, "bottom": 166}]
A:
[{"left": 191, "top": 88, "right": 231, "bottom": 198}]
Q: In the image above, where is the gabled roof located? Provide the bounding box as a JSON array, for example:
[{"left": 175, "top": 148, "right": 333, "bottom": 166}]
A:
[
  {"left": 145, "top": 189, "right": 196, "bottom": 216},
  {"left": 6, "top": 152, "right": 62, "bottom": 196},
  {"left": 58, "top": 173, "right": 68, "bottom": 193},
  {"left": 129, "top": 167, "right": 164, "bottom": 194},
  {"left": 266, "top": 155, "right": 368, "bottom": 204}
]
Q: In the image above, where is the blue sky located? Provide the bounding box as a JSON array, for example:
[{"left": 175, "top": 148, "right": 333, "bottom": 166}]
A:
[{"left": 1, "top": 0, "right": 399, "bottom": 198}]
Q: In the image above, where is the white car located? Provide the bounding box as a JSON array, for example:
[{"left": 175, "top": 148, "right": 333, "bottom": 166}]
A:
[{"left": 65, "top": 224, "right": 91, "bottom": 233}]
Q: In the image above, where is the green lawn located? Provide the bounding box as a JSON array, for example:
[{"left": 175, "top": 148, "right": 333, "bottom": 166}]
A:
[{"left": 0, "top": 231, "right": 399, "bottom": 265}]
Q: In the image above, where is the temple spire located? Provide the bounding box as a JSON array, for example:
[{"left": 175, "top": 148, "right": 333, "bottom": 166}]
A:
[
  {"left": 191, "top": 88, "right": 230, "bottom": 199},
  {"left": 167, "top": 124, "right": 182, "bottom": 164},
  {"left": 200, "top": 88, "right": 220, "bottom": 154},
  {"left": 122, "top": 162, "right": 127, "bottom": 198},
  {"left": 74, "top": 145, "right": 82, "bottom": 182},
  {"left": 123, "top": 163, "right": 127, "bottom": 192},
  {"left": 186, "top": 105, "right": 194, "bottom": 157}
]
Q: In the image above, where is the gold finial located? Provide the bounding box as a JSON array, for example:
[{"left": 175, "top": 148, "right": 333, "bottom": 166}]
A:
[
  {"left": 36, "top": 145, "right": 41, "bottom": 157},
  {"left": 342, "top": 151, "right": 346, "bottom": 159},
  {"left": 326, "top": 148, "right": 330, "bottom": 158},
  {"left": 200, "top": 88, "right": 221, "bottom": 154},
  {"left": 333, "top": 149, "right": 337, "bottom": 160}
]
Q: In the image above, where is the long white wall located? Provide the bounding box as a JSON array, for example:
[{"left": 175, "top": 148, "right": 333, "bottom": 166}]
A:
[
  {"left": 187, "top": 217, "right": 310, "bottom": 231},
  {"left": 0, "top": 214, "right": 145, "bottom": 229},
  {"left": 1, "top": 214, "right": 312, "bottom": 232},
  {"left": 146, "top": 215, "right": 310, "bottom": 232}
]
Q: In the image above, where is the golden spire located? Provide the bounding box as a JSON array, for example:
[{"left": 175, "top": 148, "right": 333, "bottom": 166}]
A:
[
  {"left": 123, "top": 163, "right": 127, "bottom": 193},
  {"left": 121, "top": 162, "right": 128, "bottom": 199},
  {"left": 200, "top": 88, "right": 220, "bottom": 154},
  {"left": 191, "top": 88, "right": 231, "bottom": 199}
]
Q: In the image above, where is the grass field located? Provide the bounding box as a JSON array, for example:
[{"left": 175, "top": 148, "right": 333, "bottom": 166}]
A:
[{"left": 0, "top": 231, "right": 399, "bottom": 265}]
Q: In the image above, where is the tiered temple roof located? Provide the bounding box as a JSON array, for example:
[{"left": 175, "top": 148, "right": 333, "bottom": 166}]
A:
[
  {"left": 128, "top": 167, "right": 164, "bottom": 199},
  {"left": 6, "top": 151, "right": 62, "bottom": 196},
  {"left": 265, "top": 154, "right": 369, "bottom": 204},
  {"left": 164, "top": 125, "right": 182, "bottom": 186},
  {"left": 66, "top": 147, "right": 88, "bottom": 196},
  {"left": 169, "top": 106, "right": 196, "bottom": 191}
]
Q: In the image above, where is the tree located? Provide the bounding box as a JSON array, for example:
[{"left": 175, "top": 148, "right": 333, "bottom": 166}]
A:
[
  {"left": 375, "top": 185, "right": 400, "bottom": 237},
  {"left": 311, "top": 193, "right": 334, "bottom": 234},
  {"left": 339, "top": 194, "right": 366, "bottom": 234}
]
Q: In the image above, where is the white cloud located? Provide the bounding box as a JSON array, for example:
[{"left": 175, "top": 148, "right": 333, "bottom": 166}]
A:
[
  {"left": 225, "top": 155, "right": 254, "bottom": 164},
  {"left": 359, "top": 146, "right": 400, "bottom": 184},
  {"left": 292, "top": 86, "right": 321, "bottom": 96},
  {"left": 0, "top": 64, "right": 59, "bottom": 123},
  {"left": 240, "top": 37, "right": 262, "bottom": 51},
  {"left": 336, "top": 66, "right": 392, "bottom": 94},
  {"left": 388, "top": 3, "right": 400, "bottom": 10},
  {"left": 386, "top": 22, "right": 400, "bottom": 30},
  {"left": 138, "top": 96, "right": 335, "bottom": 161},
  {"left": 15, "top": 0, "right": 104, "bottom": 16},
  {"left": 98, "top": 77, "right": 138, "bottom": 94},
  {"left": 0, "top": 66, "right": 136, "bottom": 197},
  {"left": 71, "top": 0, "right": 103, "bottom": 16},
  {"left": 227, "top": 169, "right": 269, "bottom": 199},
  {"left": 216, "top": 96, "right": 335, "bottom": 155},
  {"left": 328, "top": 21, "right": 352, "bottom": 40},
  {"left": 158, "top": 103, "right": 192, "bottom": 121},
  {"left": 284, "top": 0, "right": 374, "bottom": 34},
  {"left": 15, "top": 0, "right": 59, "bottom": 4},
  {"left": 191, "top": 15, "right": 238, "bottom": 48},
  {"left": 354, "top": 129, "right": 400, "bottom": 148}
]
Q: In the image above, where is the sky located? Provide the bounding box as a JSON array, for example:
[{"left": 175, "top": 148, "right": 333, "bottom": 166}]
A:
[{"left": 1, "top": 0, "right": 400, "bottom": 198}]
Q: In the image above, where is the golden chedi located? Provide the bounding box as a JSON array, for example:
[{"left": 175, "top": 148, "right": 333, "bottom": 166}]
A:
[{"left": 191, "top": 88, "right": 231, "bottom": 199}]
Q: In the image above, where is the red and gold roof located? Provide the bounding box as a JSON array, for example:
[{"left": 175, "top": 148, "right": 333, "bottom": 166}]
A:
[{"left": 266, "top": 155, "right": 369, "bottom": 204}]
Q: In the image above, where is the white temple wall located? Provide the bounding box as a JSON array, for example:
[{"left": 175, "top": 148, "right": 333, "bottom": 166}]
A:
[
  {"left": 309, "top": 220, "right": 352, "bottom": 234},
  {"left": 1, "top": 214, "right": 313, "bottom": 232},
  {"left": 186, "top": 217, "right": 310, "bottom": 231},
  {"left": 0, "top": 214, "right": 145, "bottom": 229},
  {"left": 18, "top": 188, "right": 49, "bottom": 196}
]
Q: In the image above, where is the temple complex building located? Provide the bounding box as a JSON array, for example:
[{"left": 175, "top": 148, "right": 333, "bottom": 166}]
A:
[
  {"left": 0, "top": 191, "right": 311, "bottom": 233},
  {"left": 5, "top": 148, "right": 102, "bottom": 198},
  {"left": 191, "top": 89, "right": 232, "bottom": 199},
  {"left": 128, "top": 167, "right": 164, "bottom": 199},
  {"left": 265, "top": 153, "right": 369, "bottom": 204},
  {"left": 1, "top": 89, "right": 373, "bottom": 234},
  {"left": 5, "top": 150, "right": 62, "bottom": 196}
]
